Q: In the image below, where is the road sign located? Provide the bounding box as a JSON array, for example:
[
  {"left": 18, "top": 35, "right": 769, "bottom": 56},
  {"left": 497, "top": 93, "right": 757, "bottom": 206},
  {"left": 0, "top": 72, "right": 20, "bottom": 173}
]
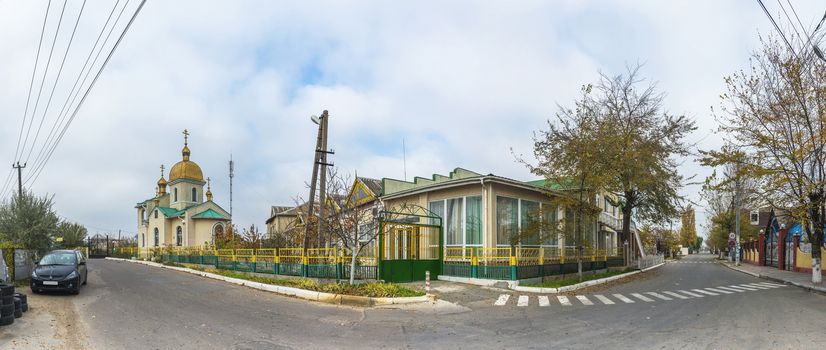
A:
[
  {"left": 729, "top": 232, "right": 736, "bottom": 240},
  {"left": 728, "top": 240, "right": 735, "bottom": 248}
]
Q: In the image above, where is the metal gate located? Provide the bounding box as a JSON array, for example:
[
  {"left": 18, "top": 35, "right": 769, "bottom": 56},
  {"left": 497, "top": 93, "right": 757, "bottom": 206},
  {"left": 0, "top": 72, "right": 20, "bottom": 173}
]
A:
[
  {"left": 378, "top": 205, "right": 442, "bottom": 283},
  {"left": 764, "top": 230, "right": 778, "bottom": 267},
  {"left": 87, "top": 235, "right": 110, "bottom": 258}
]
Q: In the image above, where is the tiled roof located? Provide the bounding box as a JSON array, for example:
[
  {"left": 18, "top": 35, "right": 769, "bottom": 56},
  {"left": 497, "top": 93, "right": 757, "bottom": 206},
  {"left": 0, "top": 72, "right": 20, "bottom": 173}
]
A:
[{"left": 192, "top": 209, "right": 228, "bottom": 220}]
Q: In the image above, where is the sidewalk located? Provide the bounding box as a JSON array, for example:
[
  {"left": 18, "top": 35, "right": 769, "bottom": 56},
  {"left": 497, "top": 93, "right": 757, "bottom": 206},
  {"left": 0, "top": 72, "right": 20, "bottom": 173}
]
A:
[{"left": 720, "top": 261, "right": 826, "bottom": 294}]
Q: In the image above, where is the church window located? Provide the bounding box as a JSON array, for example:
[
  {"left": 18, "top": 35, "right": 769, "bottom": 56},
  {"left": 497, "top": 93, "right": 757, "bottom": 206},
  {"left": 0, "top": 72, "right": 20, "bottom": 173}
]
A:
[
  {"left": 174, "top": 188, "right": 178, "bottom": 202},
  {"left": 192, "top": 188, "right": 197, "bottom": 202},
  {"left": 213, "top": 224, "right": 224, "bottom": 244},
  {"left": 141, "top": 234, "right": 145, "bottom": 247},
  {"left": 176, "top": 226, "right": 183, "bottom": 246},
  {"left": 154, "top": 210, "right": 158, "bottom": 219},
  {"left": 154, "top": 228, "right": 159, "bottom": 246}
]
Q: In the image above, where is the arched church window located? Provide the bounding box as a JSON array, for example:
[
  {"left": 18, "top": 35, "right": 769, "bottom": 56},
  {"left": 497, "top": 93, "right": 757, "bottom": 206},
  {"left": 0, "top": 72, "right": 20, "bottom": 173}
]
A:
[
  {"left": 213, "top": 224, "right": 224, "bottom": 244},
  {"left": 154, "top": 228, "right": 159, "bottom": 247},
  {"left": 176, "top": 226, "right": 183, "bottom": 246},
  {"left": 174, "top": 188, "right": 178, "bottom": 202},
  {"left": 192, "top": 188, "right": 197, "bottom": 202},
  {"left": 154, "top": 210, "right": 158, "bottom": 219},
  {"left": 141, "top": 234, "right": 145, "bottom": 247}
]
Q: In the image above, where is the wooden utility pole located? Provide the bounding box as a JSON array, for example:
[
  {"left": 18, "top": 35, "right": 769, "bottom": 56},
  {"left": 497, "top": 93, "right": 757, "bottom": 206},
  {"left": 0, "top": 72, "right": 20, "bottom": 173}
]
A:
[
  {"left": 13, "top": 162, "right": 26, "bottom": 199},
  {"left": 303, "top": 110, "right": 334, "bottom": 253}
]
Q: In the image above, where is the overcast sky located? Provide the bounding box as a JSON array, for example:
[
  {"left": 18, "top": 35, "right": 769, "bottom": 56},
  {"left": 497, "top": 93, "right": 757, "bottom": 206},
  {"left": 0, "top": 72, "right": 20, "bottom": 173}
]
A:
[{"left": 0, "top": 1, "right": 823, "bottom": 238}]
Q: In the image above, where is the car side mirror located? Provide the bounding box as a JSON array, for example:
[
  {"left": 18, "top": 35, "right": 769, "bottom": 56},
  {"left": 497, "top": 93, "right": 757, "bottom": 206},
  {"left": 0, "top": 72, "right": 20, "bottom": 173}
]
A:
[{"left": 78, "top": 261, "right": 86, "bottom": 266}]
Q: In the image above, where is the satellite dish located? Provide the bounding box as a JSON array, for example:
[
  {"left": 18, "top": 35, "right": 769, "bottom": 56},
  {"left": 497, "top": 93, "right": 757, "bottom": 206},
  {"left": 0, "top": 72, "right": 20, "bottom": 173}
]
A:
[{"left": 310, "top": 115, "right": 320, "bottom": 125}]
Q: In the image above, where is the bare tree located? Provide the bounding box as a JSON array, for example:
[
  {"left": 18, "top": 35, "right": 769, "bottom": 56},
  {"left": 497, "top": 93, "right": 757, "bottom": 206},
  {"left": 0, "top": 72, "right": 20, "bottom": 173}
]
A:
[{"left": 322, "top": 168, "right": 381, "bottom": 284}]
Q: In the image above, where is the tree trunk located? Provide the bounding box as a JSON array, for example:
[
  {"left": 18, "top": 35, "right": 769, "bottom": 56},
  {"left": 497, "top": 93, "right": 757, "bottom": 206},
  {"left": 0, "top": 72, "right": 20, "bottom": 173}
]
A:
[
  {"left": 621, "top": 191, "right": 635, "bottom": 264},
  {"left": 812, "top": 228, "right": 823, "bottom": 284},
  {"left": 349, "top": 241, "right": 360, "bottom": 285}
]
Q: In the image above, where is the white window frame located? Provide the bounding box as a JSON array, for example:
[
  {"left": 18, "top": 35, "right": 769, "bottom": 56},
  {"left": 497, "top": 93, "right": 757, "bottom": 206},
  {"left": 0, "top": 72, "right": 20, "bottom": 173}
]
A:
[
  {"left": 430, "top": 196, "right": 484, "bottom": 249},
  {"left": 495, "top": 196, "right": 559, "bottom": 249}
]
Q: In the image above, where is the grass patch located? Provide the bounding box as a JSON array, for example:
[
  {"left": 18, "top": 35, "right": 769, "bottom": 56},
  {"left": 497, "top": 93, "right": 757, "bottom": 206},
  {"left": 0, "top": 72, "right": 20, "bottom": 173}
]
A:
[
  {"left": 525, "top": 270, "right": 631, "bottom": 289},
  {"left": 168, "top": 262, "right": 423, "bottom": 298}
]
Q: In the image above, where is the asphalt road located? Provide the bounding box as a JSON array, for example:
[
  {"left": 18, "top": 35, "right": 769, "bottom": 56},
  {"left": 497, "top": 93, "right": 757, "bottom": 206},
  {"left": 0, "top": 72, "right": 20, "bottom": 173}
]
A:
[{"left": 17, "top": 254, "right": 826, "bottom": 349}]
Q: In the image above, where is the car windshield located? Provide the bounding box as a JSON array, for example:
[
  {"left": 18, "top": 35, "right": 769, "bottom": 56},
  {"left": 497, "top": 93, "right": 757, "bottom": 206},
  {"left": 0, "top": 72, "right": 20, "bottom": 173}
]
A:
[{"left": 39, "top": 252, "right": 77, "bottom": 266}]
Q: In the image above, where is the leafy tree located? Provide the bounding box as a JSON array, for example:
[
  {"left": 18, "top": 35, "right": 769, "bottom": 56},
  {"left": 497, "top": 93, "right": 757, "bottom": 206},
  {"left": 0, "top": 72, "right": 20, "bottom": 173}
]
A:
[
  {"left": 524, "top": 83, "right": 611, "bottom": 280},
  {"left": 702, "top": 34, "right": 826, "bottom": 283},
  {"left": 241, "top": 224, "right": 264, "bottom": 248},
  {"left": 0, "top": 191, "right": 59, "bottom": 254},
  {"left": 597, "top": 65, "right": 696, "bottom": 258},
  {"left": 55, "top": 221, "right": 88, "bottom": 248},
  {"left": 679, "top": 205, "right": 698, "bottom": 251}
]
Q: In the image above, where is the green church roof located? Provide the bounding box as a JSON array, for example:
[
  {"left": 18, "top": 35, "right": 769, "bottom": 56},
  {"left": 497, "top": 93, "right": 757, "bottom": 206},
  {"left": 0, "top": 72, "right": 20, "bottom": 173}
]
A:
[
  {"left": 157, "top": 207, "right": 184, "bottom": 217},
  {"left": 192, "top": 209, "right": 227, "bottom": 220}
]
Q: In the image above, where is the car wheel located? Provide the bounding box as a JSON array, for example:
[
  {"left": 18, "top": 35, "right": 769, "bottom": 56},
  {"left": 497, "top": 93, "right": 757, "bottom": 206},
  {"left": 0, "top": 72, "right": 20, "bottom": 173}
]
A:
[
  {"left": 82, "top": 273, "right": 87, "bottom": 285},
  {"left": 71, "top": 286, "right": 80, "bottom": 295},
  {"left": 29, "top": 288, "right": 39, "bottom": 295}
]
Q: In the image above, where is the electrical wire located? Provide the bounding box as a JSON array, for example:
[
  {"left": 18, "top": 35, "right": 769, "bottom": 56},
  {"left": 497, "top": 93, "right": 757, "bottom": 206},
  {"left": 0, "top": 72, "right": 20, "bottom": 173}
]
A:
[
  {"left": 13, "top": 0, "right": 52, "bottom": 163},
  {"left": 25, "top": 0, "right": 132, "bottom": 185},
  {"left": 26, "top": 0, "right": 147, "bottom": 187},
  {"left": 23, "top": 0, "right": 87, "bottom": 165},
  {"left": 27, "top": 0, "right": 123, "bottom": 175},
  {"left": 19, "top": 0, "right": 68, "bottom": 164},
  {"left": 755, "top": 0, "right": 797, "bottom": 55}
]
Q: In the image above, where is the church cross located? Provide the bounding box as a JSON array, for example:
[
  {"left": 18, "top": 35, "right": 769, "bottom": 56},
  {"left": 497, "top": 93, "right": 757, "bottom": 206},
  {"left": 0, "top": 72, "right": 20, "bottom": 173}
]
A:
[
  {"left": 160, "top": 164, "right": 165, "bottom": 177},
  {"left": 183, "top": 129, "right": 189, "bottom": 146}
]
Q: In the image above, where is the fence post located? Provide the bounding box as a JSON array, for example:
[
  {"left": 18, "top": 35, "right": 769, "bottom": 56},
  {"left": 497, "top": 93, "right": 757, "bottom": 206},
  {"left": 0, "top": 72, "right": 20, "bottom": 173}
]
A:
[
  {"left": 274, "top": 249, "right": 280, "bottom": 275},
  {"left": 471, "top": 249, "right": 478, "bottom": 278},
  {"left": 335, "top": 248, "right": 342, "bottom": 281},
  {"left": 252, "top": 250, "right": 258, "bottom": 273},
  {"left": 510, "top": 247, "right": 517, "bottom": 281},
  {"left": 301, "top": 253, "right": 308, "bottom": 277},
  {"left": 232, "top": 250, "right": 238, "bottom": 271},
  {"left": 425, "top": 270, "right": 431, "bottom": 292}
]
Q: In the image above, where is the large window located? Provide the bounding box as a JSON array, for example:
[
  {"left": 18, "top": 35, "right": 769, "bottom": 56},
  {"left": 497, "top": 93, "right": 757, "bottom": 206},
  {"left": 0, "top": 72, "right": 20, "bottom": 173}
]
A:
[
  {"left": 174, "top": 188, "right": 178, "bottom": 202},
  {"left": 496, "top": 197, "right": 518, "bottom": 246},
  {"left": 430, "top": 196, "right": 483, "bottom": 248},
  {"left": 496, "top": 196, "right": 557, "bottom": 247},
  {"left": 176, "top": 226, "right": 183, "bottom": 246},
  {"left": 153, "top": 228, "right": 159, "bottom": 247},
  {"left": 445, "top": 198, "right": 463, "bottom": 245},
  {"left": 191, "top": 188, "right": 197, "bottom": 202},
  {"left": 141, "top": 234, "right": 145, "bottom": 247}
]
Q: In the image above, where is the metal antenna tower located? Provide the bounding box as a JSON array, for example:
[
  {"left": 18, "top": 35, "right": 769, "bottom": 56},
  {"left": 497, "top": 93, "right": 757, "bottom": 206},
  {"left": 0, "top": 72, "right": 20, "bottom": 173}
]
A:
[{"left": 229, "top": 154, "right": 234, "bottom": 217}]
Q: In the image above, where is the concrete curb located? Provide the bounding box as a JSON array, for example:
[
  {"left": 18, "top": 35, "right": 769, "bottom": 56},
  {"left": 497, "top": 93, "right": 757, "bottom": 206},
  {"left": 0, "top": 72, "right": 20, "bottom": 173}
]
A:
[
  {"left": 105, "top": 257, "right": 433, "bottom": 307},
  {"left": 439, "top": 263, "right": 666, "bottom": 294},
  {"left": 718, "top": 261, "right": 826, "bottom": 295}
]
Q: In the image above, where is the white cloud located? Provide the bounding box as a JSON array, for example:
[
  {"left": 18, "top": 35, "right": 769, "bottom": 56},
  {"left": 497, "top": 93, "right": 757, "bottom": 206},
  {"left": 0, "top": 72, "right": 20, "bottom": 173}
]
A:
[{"left": 0, "top": 0, "right": 823, "bottom": 238}]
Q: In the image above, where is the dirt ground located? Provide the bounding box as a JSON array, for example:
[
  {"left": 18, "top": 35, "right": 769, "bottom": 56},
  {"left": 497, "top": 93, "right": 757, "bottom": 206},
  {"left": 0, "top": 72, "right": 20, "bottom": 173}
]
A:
[{"left": 0, "top": 290, "right": 90, "bottom": 349}]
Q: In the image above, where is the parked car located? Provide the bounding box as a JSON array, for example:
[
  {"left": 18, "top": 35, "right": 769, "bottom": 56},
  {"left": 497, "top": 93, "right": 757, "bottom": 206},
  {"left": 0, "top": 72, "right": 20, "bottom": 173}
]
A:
[{"left": 30, "top": 250, "right": 88, "bottom": 294}]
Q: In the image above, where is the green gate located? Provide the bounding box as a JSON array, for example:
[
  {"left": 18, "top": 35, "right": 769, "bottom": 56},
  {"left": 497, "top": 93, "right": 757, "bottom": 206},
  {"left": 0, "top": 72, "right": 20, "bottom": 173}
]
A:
[{"left": 377, "top": 205, "right": 442, "bottom": 283}]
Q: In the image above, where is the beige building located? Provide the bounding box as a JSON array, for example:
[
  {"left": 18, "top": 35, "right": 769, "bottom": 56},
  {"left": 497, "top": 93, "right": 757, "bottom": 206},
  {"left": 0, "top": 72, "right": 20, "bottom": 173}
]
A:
[{"left": 135, "top": 131, "right": 231, "bottom": 249}]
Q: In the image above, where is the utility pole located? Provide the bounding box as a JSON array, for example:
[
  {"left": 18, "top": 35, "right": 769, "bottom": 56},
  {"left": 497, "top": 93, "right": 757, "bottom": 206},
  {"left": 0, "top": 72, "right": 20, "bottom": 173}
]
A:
[
  {"left": 317, "top": 111, "right": 329, "bottom": 248},
  {"left": 304, "top": 110, "right": 334, "bottom": 253},
  {"left": 13, "top": 162, "right": 26, "bottom": 199}
]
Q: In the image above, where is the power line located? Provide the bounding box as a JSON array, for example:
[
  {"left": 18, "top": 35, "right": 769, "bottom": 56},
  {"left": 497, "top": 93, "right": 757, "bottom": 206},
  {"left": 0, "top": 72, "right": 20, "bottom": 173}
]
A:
[
  {"left": 775, "top": 0, "right": 803, "bottom": 44},
  {"left": 13, "top": 0, "right": 52, "bottom": 163},
  {"left": 19, "top": 0, "right": 68, "bottom": 164},
  {"left": 23, "top": 0, "right": 87, "bottom": 165},
  {"left": 26, "top": 0, "right": 147, "bottom": 187},
  {"left": 0, "top": 169, "right": 14, "bottom": 201},
  {"left": 755, "top": 0, "right": 797, "bottom": 54},
  {"left": 27, "top": 0, "right": 125, "bottom": 176}
]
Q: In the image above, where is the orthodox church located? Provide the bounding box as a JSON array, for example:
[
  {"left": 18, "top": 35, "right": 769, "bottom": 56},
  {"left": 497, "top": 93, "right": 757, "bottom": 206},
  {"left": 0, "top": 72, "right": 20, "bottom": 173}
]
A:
[{"left": 135, "top": 130, "right": 231, "bottom": 249}]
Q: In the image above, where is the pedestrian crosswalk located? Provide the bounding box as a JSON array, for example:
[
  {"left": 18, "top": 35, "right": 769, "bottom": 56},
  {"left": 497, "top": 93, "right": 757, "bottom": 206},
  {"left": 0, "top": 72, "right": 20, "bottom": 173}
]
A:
[{"left": 492, "top": 282, "right": 787, "bottom": 307}]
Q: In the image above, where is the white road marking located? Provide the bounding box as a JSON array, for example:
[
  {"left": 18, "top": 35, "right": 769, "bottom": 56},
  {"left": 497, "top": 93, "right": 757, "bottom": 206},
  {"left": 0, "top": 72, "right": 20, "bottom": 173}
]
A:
[
  {"left": 752, "top": 282, "right": 783, "bottom": 288},
  {"left": 742, "top": 283, "right": 773, "bottom": 289},
  {"left": 677, "top": 290, "right": 704, "bottom": 298},
  {"left": 756, "top": 282, "right": 786, "bottom": 288},
  {"left": 704, "top": 287, "right": 733, "bottom": 294},
  {"left": 494, "top": 294, "right": 510, "bottom": 306},
  {"left": 517, "top": 295, "right": 529, "bottom": 307},
  {"left": 612, "top": 294, "right": 635, "bottom": 303},
  {"left": 557, "top": 296, "right": 572, "bottom": 306},
  {"left": 631, "top": 293, "right": 655, "bottom": 302},
  {"left": 662, "top": 291, "right": 690, "bottom": 300},
  {"left": 726, "top": 285, "right": 758, "bottom": 291},
  {"left": 645, "top": 292, "right": 673, "bottom": 301},
  {"left": 575, "top": 295, "right": 593, "bottom": 305},
  {"left": 538, "top": 295, "right": 550, "bottom": 307},
  {"left": 692, "top": 289, "right": 719, "bottom": 296},
  {"left": 716, "top": 286, "right": 745, "bottom": 293},
  {"left": 594, "top": 294, "right": 614, "bottom": 305}
]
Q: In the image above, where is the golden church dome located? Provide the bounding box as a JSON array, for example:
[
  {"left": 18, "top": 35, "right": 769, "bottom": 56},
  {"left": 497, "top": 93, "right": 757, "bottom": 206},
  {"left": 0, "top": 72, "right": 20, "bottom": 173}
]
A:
[{"left": 169, "top": 129, "right": 204, "bottom": 182}]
